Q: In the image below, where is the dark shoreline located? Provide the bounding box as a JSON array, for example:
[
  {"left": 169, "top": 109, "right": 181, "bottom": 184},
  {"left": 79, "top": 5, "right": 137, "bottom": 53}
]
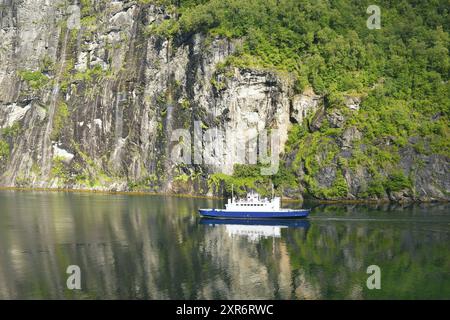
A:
[{"left": 0, "top": 186, "right": 448, "bottom": 204}]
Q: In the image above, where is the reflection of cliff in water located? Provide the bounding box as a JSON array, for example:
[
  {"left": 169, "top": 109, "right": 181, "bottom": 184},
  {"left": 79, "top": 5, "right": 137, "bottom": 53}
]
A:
[
  {"left": 0, "top": 192, "right": 449, "bottom": 299},
  {"left": 0, "top": 192, "right": 212, "bottom": 299},
  {"left": 199, "top": 221, "right": 309, "bottom": 299}
]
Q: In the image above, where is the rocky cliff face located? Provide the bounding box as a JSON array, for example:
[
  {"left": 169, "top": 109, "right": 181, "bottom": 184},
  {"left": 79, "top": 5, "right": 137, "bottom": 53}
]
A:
[
  {"left": 0, "top": 1, "right": 290, "bottom": 191},
  {"left": 0, "top": 0, "right": 448, "bottom": 202}
]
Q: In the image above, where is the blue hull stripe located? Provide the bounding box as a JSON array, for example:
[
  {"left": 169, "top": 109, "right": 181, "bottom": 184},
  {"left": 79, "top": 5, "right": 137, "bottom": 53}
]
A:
[{"left": 198, "top": 209, "right": 309, "bottom": 219}]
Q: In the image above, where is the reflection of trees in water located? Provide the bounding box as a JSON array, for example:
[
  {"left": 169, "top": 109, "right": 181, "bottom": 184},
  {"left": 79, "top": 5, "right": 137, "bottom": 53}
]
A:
[
  {"left": 0, "top": 192, "right": 449, "bottom": 299},
  {"left": 305, "top": 201, "right": 450, "bottom": 216},
  {"left": 286, "top": 219, "right": 450, "bottom": 299}
]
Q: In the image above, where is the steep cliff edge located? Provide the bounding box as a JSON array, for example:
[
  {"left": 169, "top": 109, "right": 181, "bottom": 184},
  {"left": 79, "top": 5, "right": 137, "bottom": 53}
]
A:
[
  {"left": 0, "top": 1, "right": 291, "bottom": 193},
  {"left": 0, "top": 0, "right": 448, "bottom": 202}
]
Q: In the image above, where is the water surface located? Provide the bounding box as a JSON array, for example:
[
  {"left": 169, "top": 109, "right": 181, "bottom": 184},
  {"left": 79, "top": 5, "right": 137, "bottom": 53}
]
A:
[{"left": 0, "top": 191, "right": 449, "bottom": 299}]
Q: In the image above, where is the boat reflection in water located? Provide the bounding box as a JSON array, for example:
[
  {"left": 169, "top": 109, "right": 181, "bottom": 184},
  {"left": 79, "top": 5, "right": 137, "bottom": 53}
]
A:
[{"left": 199, "top": 218, "right": 310, "bottom": 242}]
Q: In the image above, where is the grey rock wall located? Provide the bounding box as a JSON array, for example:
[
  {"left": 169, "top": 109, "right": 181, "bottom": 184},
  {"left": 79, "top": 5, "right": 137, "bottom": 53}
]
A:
[{"left": 0, "top": 0, "right": 448, "bottom": 202}]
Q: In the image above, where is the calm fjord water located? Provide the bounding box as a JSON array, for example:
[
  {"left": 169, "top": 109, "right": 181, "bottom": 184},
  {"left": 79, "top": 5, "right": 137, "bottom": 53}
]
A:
[{"left": 0, "top": 190, "right": 449, "bottom": 299}]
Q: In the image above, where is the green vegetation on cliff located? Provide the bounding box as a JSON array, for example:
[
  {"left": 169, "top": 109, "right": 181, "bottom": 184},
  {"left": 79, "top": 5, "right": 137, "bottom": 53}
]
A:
[
  {"left": 18, "top": 70, "right": 49, "bottom": 90},
  {"left": 151, "top": 0, "right": 449, "bottom": 200},
  {"left": 0, "top": 140, "right": 9, "bottom": 163}
]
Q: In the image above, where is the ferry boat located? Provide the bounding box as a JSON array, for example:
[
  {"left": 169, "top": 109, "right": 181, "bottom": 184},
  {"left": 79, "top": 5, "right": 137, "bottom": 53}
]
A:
[{"left": 198, "top": 189, "right": 310, "bottom": 219}]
